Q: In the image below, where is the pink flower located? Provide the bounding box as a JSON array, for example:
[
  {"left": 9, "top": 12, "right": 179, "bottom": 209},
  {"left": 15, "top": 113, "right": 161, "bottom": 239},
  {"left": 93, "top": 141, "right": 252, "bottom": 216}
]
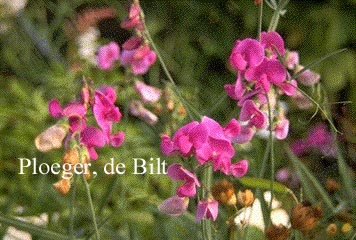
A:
[
  {"left": 129, "top": 101, "right": 158, "bottom": 125},
  {"left": 158, "top": 196, "right": 189, "bottom": 216},
  {"left": 196, "top": 199, "right": 219, "bottom": 221},
  {"left": 97, "top": 42, "right": 120, "bottom": 70},
  {"left": 167, "top": 164, "right": 200, "bottom": 197},
  {"left": 224, "top": 73, "right": 246, "bottom": 100},
  {"left": 232, "top": 125, "right": 256, "bottom": 144},
  {"left": 239, "top": 100, "right": 267, "bottom": 129},
  {"left": 245, "top": 58, "right": 287, "bottom": 92},
  {"left": 134, "top": 81, "right": 161, "bottom": 103},
  {"left": 48, "top": 99, "right": 87, "bottom": 132},
  {"left": 306, "top": 124, "right": 335, "bottom": 155},
  {"left": 229, "top": 159, "right": 248, "bottom": 177},
  {"left": 122, "top": 36, "right": 142, "bottom": 50},
  {"left": 121, "top": 44, "right": 157, "bottom": 75},
  {"left": 279, "top": 79, "right": 298, "bottom": 96},
  {"left": 120, "top": 4, "right": 143, "bottom": 31},
  {"left": 297, "top": 68, "right": 320, "bottom": 86},
  {"left": 260, "top": 31, "right": 285, "bottom": 57},
  {"left": 229, "top": 39, "right": 265, "bottom": 71},
  {"left": 274, "top": 118, "right": 289, "bottom": 140},
  {"left": 80, "top": 126, "right": 106, "bottom": 160},
  {"left": 283, "top": 51, "right": 299, "bottom": 69},
  {"left": 290, "top": 139, "right": 308, "bottom": 156},
  {"left": 93, "top": 87, "right": 122, "bottom": 138}
]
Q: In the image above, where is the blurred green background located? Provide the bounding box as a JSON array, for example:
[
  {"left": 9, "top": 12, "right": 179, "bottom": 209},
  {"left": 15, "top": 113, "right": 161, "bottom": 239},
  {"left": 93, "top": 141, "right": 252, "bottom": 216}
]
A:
[{"left": 0, "top": 0, "right": 355, "bottom": 239}]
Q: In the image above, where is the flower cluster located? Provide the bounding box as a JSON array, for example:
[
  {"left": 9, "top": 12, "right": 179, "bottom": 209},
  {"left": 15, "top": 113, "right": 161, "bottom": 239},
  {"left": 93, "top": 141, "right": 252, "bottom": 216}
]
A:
[
  {"left": 291, "top": 123, "right": 336, "bottom": 157},
  {"left": 225, "top": 31, "right": 319, "bottom": 143},
  {"left": 96, "top": 3, "right": 156, "bottom": 74},
  {"left": 35, "top": 84, "right": 125, "bottom": 194},
  {"left": 159, "top": 116, "right": 248, "bottom": 221}
]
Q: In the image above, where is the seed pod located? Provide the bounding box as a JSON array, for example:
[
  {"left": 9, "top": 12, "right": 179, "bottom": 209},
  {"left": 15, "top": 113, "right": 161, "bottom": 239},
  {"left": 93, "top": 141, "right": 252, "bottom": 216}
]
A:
[
  {"left": 237, "top": 189, "right": 255, "bottom": 207},
  {"left": 211, "top": 180, "right": 236, "bottom": 206}
]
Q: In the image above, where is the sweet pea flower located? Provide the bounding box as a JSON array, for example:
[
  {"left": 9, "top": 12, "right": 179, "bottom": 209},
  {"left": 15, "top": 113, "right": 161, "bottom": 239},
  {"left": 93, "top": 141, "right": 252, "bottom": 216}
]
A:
[
  {"left": 121, "top": 44, "right": 157, "bottom": 75},
  {"left": 196, "top": 199, "right": 219, "bottom": 221},
  {"left": 93, "top": 86, "right": 125, "bottom": 148},
  {"left": 134, "top": 81, "right": 161, "bottom": 103},
  {"left": 274, "top": 118, "right": 290, "bottom": 140},
  {"left": 296, "top": 67, "right": 321, "bottom": 86},
  {"left": 229, "top": 159, "right": 248, "bottom": 177},
  {"left": 260, "top": 31, "right": 285, "bottom": 57},
  {"left": 167, "top": 163, "right": 200, "bottom": 197},
  {"left": 48, "top": 99, "right": 87, "bottom": 132},
  {"left": 80, "top": 126, "right": 106, "bottom": 160},
  {"left": 129, "top": 100, "right": 158, "bottom": 125},
  {"left": 245, "top": 58, "right": 287, "bottom": 92},
  {"left": 158, "top": 196, "right": 189, "bottom": 216},
  {"left": 232, "top": 125, "right": 256, "bottom": 144},
  {"left": 229, "top": 38, "right": 265, "bottom": 71},
  {"left": 120, "top": 4, "right": 144, "bottom": 31},
  {"left": 97, "top": 42, "right": 120, "bottom": 70},
  {"left": 239, "top": 100, "right": 267, "bottom": 129},
  {"left": 283, "top": 51, "right": 299, "bottom": 69},
  {"left": 306, "top": 123, "right": 335, "bottom": 155}
]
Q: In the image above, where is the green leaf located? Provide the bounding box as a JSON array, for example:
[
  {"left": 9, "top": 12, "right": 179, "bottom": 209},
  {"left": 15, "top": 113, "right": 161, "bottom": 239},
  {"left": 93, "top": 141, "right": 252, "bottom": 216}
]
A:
[
  {"left": 238, "top": 177, "right": 289, "bottom": 194},
  {"left": 0, "top": 214, "right": 70, "bottom": 240}
]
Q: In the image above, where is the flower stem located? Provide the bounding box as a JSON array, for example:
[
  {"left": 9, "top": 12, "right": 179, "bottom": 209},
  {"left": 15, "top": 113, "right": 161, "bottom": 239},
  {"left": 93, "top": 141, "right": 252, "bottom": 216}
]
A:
[
  {"left": 267, "top": 0, "right": 290, "bottom": 32},
  {"left": 69, "top": 175, "right": 77, "bottom": 239},
  {"left": 82, "top": 175, "right": 100, "bottom": 240},
  {"left": 266, "top": 92, "right": 275, "bottom": 225},
  {"left": 257, "top": 0, "right": 264, "bottom": 40},
  {"left": 201, "top": 164, "right": 213, "bottom": 240}
]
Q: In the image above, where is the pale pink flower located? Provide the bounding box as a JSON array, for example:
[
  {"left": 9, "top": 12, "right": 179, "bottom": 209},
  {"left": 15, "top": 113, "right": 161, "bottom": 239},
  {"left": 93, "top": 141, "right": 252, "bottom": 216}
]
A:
[
  {"left": 134, "top": 81, "right": 161, "bottom": 103},
  {"left": 196, "top": 199, "right": 219, "bottom": 221},
  {"left": 167, "top": 163, "right": 200, "bottom": 197},
  {"left": 97, "top": 42, "right": 120, "bottom": 70},
  {"left": 158, "top": 196, "right": 189, "bottom": 216}
]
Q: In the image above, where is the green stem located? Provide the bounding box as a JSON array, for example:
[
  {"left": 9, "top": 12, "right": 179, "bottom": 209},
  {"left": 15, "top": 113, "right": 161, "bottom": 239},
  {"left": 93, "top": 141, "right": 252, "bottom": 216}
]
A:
[
  {"left": 69, "top": 175, "right": 77, "bottom": 239},
  {"left": 266, "top": 92, "right": 275, "bottom": 225},
  {"left": 257, "top": 0, "right": 264, "bottom": 40},
  {"left": 82, "top": 175, "right": 100, "bottom": 240},
  {"left": 201, "top": 164, "right": 213, "bottom": 240},
  {"left": 267, "top": 0, "right": 290, "bottom": 32}
]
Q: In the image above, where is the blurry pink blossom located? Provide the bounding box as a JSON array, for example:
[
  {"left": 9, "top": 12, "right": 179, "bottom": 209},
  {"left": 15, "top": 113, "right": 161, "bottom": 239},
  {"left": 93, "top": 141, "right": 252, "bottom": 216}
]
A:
[
  {"left": 229, "top": 159, "right": 248, "bottom": 178},
  {"left": 97, "top": 42, "right": 120, "bottom": 70},
  {"left": 167, "top": 163, "right": 201, "bottom": 197},
  {"left": 134, "top": 81, "right": 161, "bottom": 103},
  {"left": 158, "top": 196, "right": 189, "bottom": 216},
  {"left": 121, "top": 44, "right": 157, "bottom": 75},
  {"left": 129, "top": 100, "right": 158, "bottom": 125}
]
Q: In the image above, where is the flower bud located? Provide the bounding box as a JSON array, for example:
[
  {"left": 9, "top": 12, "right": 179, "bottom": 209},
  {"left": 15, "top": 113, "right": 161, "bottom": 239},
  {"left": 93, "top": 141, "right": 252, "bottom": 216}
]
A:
[
  {"left": 265, "top": 224, "right": 291, "bottom": 240},
  {"left": 53, "top": 178, "right": 71, "bottom": 195},
  {"left": 296, "top": 65, "right": 320, "bottom": 86},
  {"left": 291, "top": 203, "right": 323, "bottom": 232},
  {"left": 166, "top": 99, "right": 175, "bottom": 111},
  {"left": 237, "top": 189, "right": 254, "bottom": 207},
  {"left": 326, "top": 223, "right": 337, "bottom": 236},
  {"left": 35, "top": 125, "right": 67, "bottom": 152},
  {"left": 211, "top": 180, "right": 236, "bottom": 206}
]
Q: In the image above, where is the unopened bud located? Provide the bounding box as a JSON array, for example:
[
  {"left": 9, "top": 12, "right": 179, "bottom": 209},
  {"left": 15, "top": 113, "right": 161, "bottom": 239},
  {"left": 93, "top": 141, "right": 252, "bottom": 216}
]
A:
[{"left": 35, "top": 125, "right": 67, "bottom": 152}]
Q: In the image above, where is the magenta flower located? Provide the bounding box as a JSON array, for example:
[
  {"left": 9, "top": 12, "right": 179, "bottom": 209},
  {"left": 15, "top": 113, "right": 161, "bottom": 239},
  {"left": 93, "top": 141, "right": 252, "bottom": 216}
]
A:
[
  {"left": 97, "top": 42, "right": 120, "bottom": 70},
  {"left": 122, "top": 36, "right": 142, "bottom": 50},
  {"left": 239, "top": 100, "right": 267, "bottom": 129},
  {"left": 167, "top": 164, "right": 200, "bottom": 197},
  {"left": 120, "top": 4, "right": 144, "bottom": 31},
  {"left": 48, "top": 99, "right": 87, "bottom": 132},
  {"left": 229, "top": 39, "right": 265, "bottom": 71},
  {"left": 121, "top": 44, "right": 157, "bottom": 75},
  {"left": 279, "top": 79, "right": 297, "bottom": 96},
  {"left": 306, "top": 124, "right": 335, "bottom": 155},
  {"left": 196, "top": 199, "right": 219, "bottom": 221},
  {"left": 232, "top": 125, "right": 256, "bottom": 144},
  {"left": 245, "top": 58, "right": 287, "bottom": 92},
  {"left": 229, "top": 159, "right": 248, "bottom": 177},
  {"left": 134, "top": 81, "right": 161, "bottom": 103},
  {"left": 158, "top": 196, "right": 189, "bottom": 216},
  {"left": 93, "top": 87, "right": 121, "bottom": 137},
  {"left": 260, "top": 31, "right": 285, "bottom": 57},
  {"left": 290, "top": 139, "right": 308, "bottom": 156},
  {"left": 80, "top": 126, "right": 106, "bottom": 160}
]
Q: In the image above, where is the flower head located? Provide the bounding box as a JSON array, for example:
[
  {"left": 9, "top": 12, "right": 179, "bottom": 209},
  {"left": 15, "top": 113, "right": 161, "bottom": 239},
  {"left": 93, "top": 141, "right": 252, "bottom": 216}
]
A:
[
  {"left": 167, "top": 163, "right": 200, "bottom": 197},
  {"left": 97, "top": 42, "right": 120, "bottom": 70},
  {"left": 196, "top": 198, "right": 219, "bottom": 221},
  {"left": 229, "top": 39, "right": 265, "bottom": 71}
]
